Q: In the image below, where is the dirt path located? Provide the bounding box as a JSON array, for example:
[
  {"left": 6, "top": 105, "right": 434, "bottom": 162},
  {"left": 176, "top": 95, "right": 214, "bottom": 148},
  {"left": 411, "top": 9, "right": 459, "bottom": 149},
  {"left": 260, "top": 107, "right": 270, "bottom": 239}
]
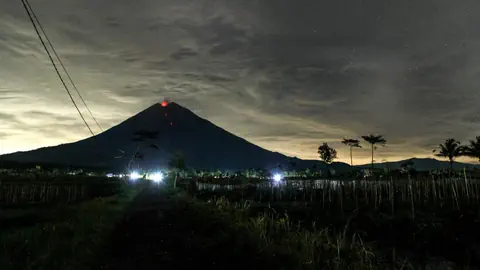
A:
[{"left": 94, "top": 188, "right": 274, "bottom": 270}]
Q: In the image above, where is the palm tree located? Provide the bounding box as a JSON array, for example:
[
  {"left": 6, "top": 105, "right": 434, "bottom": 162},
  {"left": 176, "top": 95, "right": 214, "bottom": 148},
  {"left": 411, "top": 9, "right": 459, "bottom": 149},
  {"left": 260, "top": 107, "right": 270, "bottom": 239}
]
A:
[
  {"left": 341, "top": 138, "right": 362, "bottom": 166},
  {"left": 361, "top": 134, "right": 387, "bottom": 171},
  {"left": 464, "top": 136, "right": 480, "bottom": 162},
  {"left": 433, "top": 138, "right": 465, "bottom": 173}
]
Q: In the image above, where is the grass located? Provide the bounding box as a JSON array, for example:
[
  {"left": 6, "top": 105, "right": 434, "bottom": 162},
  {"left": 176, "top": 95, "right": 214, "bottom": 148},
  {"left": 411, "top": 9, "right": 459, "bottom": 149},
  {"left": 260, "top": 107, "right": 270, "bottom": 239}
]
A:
[
  {"left": 187, "top": 195, "right": 380, "bottom": 269},
  {"left": 190, "top": 194, "right": 475, "bottom": 269},
  {"left": 0, "top": 183, "right": 140, "bottom": 270},
  {"left": 191, "top": 176, "right": 480, "bottom": 269},
  {"left": 1, "top": 172, "right": 477, "bottom": 269},
  {"left": 95, "top": 187, "right": 288, "bottom": 269}
]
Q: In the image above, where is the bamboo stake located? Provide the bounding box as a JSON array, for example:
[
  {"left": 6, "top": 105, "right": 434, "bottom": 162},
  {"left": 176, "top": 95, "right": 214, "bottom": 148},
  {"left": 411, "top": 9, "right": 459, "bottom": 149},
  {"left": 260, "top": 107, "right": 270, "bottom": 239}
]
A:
[
  {"left": 409, "top": 176, "right": 415, "bottom": 220},
  {"left": 390, "top": 177, "right": 395, "bottom": 216},
  {"left": 340, "top": 184, "right": 344, "bottom": 217}
]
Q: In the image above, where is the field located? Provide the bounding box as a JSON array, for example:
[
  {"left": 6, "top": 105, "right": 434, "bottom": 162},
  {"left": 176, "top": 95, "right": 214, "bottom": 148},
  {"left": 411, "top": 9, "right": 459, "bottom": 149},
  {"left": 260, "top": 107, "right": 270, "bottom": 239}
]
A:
[
  {"left": 0, "top": 173, "right": 141, "bottom": 270},
  {"left": 189, "top": 172, "right": 480, "bottom": 269},
  {"left": 0, "top": 172, "right": 126, "bottom": 206},
  {"left": 3, "top": 168, "right": 480, "bottom": 269}
]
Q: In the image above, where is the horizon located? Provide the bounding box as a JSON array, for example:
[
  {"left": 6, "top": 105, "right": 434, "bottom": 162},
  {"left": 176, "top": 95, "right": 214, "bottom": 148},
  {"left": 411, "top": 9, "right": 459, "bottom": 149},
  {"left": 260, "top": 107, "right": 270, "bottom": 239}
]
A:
[
  {"left": 1, "top": 102, "right": 478, "bottom": 166},
  {"left": 1, "top": 1, "right": 480, "bottom": 165}
]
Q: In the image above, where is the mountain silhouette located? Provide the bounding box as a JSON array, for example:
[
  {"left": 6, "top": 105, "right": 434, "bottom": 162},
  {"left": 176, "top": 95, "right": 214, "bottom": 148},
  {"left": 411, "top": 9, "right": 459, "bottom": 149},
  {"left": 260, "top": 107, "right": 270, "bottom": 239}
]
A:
[
  {"left": 1, "top": 102, "right": 350, "bottom": 171},
  {"left": 356, "top": 157, "right": 480, "bottom": 171}
]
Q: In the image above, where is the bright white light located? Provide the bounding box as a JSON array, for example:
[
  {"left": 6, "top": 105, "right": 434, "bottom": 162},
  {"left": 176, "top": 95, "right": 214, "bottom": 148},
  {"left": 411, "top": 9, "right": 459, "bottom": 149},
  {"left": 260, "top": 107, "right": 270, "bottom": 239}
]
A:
[
  {"left": 106, "top": 173, "right": 114, "bottom": 178},
  {"left": 273, "top": 174, "right": 282, "bottom": 182},
  {"left": 150, "top": 172, "right": 163, "bottom": 183},
  {"left": 129, "top": 171, "right": 141, "bottom": 180}
]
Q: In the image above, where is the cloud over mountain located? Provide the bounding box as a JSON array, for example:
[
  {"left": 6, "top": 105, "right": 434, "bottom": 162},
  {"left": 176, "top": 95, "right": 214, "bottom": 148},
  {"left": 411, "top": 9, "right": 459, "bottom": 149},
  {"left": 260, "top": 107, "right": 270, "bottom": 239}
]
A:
[{"left": 1, "top": 0, "right": 480, "bottom": 163}]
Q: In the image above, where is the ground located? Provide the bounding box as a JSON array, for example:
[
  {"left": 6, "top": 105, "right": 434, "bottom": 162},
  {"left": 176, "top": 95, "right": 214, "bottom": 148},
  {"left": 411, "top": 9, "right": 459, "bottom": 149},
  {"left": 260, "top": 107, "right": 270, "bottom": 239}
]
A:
[
  {"left": 5, "top": 181, "right": 478, "bottom": 269},
  {"left": 0, "top": 184, "right": 137, "bottom": 270},
  {"left": 95, "top": 188, "right": 280, "bottom": 270}
]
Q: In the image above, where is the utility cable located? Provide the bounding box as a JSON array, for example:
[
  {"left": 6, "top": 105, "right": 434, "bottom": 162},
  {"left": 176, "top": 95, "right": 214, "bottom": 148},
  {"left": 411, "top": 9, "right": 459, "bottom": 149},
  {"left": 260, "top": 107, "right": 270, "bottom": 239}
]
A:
[
  {"left": 24, "top": 0, "right": 103, "bottom": 132},
  {"left": 20, "top": 0, "right": 95, "bottom": 136}
]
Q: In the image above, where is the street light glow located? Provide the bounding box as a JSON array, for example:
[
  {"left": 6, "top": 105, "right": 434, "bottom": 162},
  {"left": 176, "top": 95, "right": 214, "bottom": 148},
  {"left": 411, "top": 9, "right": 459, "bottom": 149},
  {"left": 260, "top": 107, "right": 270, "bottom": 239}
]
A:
[
  {"left": 129, "top": 171, "right": 141, "bottom": 180},
  {"left": 150, "top": 172, "right": 163, "bottom": 183},
  {"left": 273, "top": 174, "right": 282, "bottom": 182}
]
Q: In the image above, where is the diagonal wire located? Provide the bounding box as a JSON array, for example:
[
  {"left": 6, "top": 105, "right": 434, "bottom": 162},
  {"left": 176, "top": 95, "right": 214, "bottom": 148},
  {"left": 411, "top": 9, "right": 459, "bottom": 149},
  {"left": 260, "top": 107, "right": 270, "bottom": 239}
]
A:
[
  {"left": 20, "top": 0, "right": 95, "bottom": 136},
  {"left": 23, "top": 0, "right": 103, "bottom": 132}
]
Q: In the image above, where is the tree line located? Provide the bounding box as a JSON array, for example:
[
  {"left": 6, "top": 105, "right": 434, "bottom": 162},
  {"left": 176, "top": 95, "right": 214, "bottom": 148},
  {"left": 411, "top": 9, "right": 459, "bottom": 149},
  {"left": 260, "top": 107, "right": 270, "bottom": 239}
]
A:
[{"left": 318, "top": 135, "right": 480, "bottom": 171}]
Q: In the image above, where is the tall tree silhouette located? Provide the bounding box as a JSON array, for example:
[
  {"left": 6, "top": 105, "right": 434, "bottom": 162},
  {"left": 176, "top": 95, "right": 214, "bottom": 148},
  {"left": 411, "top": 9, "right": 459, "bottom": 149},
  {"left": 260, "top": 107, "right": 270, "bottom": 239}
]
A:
[
  {"left": 341, "top": 138, "right": 362, "bottom": 166},
  {"left": 433, "top": 138, "right": 465, "bottom": 172},
  {"left": 464, "top": 136, "right": 480, "bottom": 162},
  {"left": 169, "top": 153, "right": 186, "bottom": 189},
  {"left": 400, "top": 160, "right": 415, "bottom": 175},
  {"left": 115, "top": 130, "right": 160, "bottom": 171},
  {"left": 361, "top": 134, "right": 386, "bottom": 171},
  {"left": 318, "top": 143, "right": 337, "bottom": 177}
]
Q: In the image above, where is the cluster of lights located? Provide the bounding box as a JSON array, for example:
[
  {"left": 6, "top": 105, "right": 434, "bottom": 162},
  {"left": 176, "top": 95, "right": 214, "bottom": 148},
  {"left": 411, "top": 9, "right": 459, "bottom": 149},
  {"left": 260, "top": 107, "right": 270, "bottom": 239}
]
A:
[
  {"left": 273, "top": 173, "right": 283, "bottom": 183},
  {"left": 270, "top": 173, "right": 285, "bottom": 187},
  {"left": 149, "top": 172, "right": 163, "bottom": 183},
  {"left": 128, "top": 171, "right": 164, "bottom": 183},
  {"left": 129, "top": 171, "right": 142, "bottom": 181}
]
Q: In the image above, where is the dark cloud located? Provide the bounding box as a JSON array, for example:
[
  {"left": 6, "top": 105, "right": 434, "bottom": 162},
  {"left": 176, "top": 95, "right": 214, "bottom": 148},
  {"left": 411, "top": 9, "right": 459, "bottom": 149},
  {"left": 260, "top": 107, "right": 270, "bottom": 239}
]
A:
[
  {"left": 209, "top": 40, "right": 244, "bottom": 55},
  {"left": 0, "top": 90, "right": 21, "bottom": 100},
  {"left": 0, "top": 112, "right": 17, "bottom": 121},
  {"left": 170, "top": 48, "right": 198, "bottom": 60},
  {"left": 1, "top": 0, "right": 480, "bottom": 162},
  {"left": 204, "top": 74, "right": 234, "bottom": 82}
]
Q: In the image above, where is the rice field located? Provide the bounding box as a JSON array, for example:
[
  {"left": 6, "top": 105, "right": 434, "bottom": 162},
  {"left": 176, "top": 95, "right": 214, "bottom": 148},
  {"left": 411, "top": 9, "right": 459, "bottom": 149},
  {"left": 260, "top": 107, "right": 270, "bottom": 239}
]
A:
[
  {"left": 197, "top": 175, "right": 480, "bottom": 208},
  {"left": 0, "top": 174, "right": 126, "bottom": 206},
  {"left": 191, "top": 173, "right": 480, "bottom": 268},
  {"left": 3, "top": 167, "right": 480, "bottom": 268}
]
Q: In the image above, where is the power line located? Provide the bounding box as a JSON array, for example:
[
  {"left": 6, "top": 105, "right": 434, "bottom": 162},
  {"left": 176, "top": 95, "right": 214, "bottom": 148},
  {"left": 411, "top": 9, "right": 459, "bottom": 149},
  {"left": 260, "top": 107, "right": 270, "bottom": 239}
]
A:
[
  {"left": 23, "top": 0, "right": 103, "bottom": 132},
  {"left": 20, "top": 0, "right": 95, "bottom": 136}
]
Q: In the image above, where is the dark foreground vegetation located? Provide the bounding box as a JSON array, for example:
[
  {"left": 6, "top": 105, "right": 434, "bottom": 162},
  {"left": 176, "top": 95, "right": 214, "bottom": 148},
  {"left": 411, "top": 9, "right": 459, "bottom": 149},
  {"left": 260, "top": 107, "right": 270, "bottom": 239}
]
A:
[
  {"left": 191, "top": 175, "right": 480, "bottom": 269},
  {"left": 3, "top": 170, "right": 480, "bottom": 269},
  {"left": 0, "top": 177, "right": 140, "bottom": 270},
  {"left": 96, "top": 175, "right": 480, "bottom": 269},
  {"left": 95, "top": 188, "right": 283, "bottom": 269}
]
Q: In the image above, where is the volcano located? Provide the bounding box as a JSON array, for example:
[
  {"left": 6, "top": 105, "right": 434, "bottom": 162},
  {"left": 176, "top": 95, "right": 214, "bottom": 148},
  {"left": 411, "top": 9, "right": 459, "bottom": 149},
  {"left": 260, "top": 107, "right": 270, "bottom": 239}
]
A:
[{"left": 1, "top": 102, "right": 350, "bottom": 171}]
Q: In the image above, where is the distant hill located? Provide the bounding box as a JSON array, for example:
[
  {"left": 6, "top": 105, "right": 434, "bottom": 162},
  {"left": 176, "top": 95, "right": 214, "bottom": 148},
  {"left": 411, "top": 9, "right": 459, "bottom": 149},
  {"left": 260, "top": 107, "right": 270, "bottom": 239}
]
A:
[
  {"left": 356, "top": 158, "right": 480, "bottom": 171},
  {"left": 0, "top": 102, "right": 350, "bottom": 172}
]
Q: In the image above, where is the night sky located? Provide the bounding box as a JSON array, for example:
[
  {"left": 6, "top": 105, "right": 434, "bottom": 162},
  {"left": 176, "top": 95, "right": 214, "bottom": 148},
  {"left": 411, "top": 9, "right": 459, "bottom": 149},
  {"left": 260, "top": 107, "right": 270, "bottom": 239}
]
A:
[{"left": 1, "top": 0, "right": 479, "bottom": 164}]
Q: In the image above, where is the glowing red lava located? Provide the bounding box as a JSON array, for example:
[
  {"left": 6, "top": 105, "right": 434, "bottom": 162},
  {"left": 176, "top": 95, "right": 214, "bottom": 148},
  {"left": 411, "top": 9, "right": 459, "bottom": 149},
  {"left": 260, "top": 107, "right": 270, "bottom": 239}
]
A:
[{"left": 161, "top": 100, "right": 169, "bottom": 107}]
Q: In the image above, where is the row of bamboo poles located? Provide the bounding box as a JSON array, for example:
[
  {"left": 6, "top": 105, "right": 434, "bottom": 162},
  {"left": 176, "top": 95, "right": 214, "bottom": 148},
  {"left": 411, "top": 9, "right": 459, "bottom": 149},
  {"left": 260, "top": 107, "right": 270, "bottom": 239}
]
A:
[
  {"left": 0, "top": 181, "right": 86, "bottom": 206},
  {"left": 197, "top": 176, "right": 480, "bottom": 219}
]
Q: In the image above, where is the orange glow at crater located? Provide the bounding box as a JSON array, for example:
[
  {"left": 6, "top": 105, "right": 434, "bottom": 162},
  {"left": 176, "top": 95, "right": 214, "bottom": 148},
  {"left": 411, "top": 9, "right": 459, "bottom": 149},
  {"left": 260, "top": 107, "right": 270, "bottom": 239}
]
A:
[{"left": 161, "top": 100, "right": 169, "bottom": 107}]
